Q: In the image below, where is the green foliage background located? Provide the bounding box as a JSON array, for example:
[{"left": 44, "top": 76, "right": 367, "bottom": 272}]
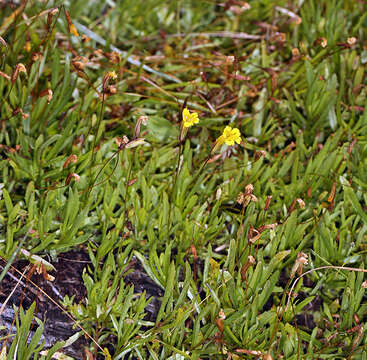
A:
[{"left": 1, "top": 0, "right": 367, "bottom": 359}]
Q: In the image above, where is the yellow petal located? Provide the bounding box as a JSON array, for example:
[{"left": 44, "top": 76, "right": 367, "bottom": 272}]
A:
[{"left": 69, "top": 24, "right": 79, "bottom": 37}]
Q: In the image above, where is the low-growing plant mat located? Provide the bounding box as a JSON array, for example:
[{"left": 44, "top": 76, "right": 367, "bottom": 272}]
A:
[{"left": 1, "top": 0, "right": 367, "bottom": 359}]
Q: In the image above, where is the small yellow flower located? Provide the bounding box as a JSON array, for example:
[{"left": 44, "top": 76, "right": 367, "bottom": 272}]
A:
[
  {"left": 69, "top": 24, "right": 79, "bottom": 37},
  {"left": 25, "top": 41, "right": 31, "bottom": 52},
  {"left": 182, "top": 108, "right": 199, "bottom": 128},
  {"left": 216, "top": 126, "right": 241, "bottom": 146},
  {"left": 107, "top": 71, "right": 117, "bottom": 80}
]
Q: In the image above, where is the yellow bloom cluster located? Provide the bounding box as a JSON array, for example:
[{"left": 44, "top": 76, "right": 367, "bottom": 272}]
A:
[
  {"left": 182, "top": 108, "right": 199, "bottom": 128},
  {"left": 107, "top": 71, "right": 117, "bottom": 80},
  {"left": 179, "top": 108, "right": 241, "bottom": 152},
  {"left": 216, "top": 126, "right": 241, "bottom": 146}
]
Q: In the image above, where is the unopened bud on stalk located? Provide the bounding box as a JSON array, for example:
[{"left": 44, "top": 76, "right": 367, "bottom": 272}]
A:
[
  {"left": 245, "top": 184, "right": 254, "bottom": 194},
  {"left": 63, "top": 154, "right": 78, "bottom": 169},
  {"left": 115, "top": 136, "right": 130, "bottom": 148},
  {"left": 39, "top": 89, "right": 53, "bottom": 103},
  {"left": 125, "top": 138, "right": 146, "bottom": 148},
  {"left": 102, "top": 71, "right": 117, "bottom": 91},
  {"left": 0, "top": 71, "right": 10, "bottom": 81},
  {"left": 106, "top": 85, "right": 117, "bottom": 95},
  {"left": 241, "top": 255, "right": 256, "bottom": 281},
  {"left": 11, "top": 63, "right": 27, "bottom": 84},
  {"left": 65, "top": 172, "right": 80, "bottom": 185},
  {"left": 32, "top": 52, "right": 42, "bottom": 62},
  {"left": 65, "top": 9, "right": 79, "bottom": 36},
  {"left": 237, "top": 184, "right": 257, "bottom": 208},
  {"left": 0, "top": 36, "right": 7, "bottom": 48},
  {"left": 47, "top": 8, "right": 58, "bottom": 30},
  {"left": 115, "top": 136, "right": 146, "bottom": 149},
  {"left": 72, "top": 61, "right": 85, "bottom": 71},
  {"left": 290, "top": 252, "right": 308, "bottom": 278},
  {"left": 254, "top": 150, "right": 266, "bottom": 160},
  {"left": 134, "top": 115, "right": 148, "bottom": 139},
  {"left": 296, "top": 198, "right": 305, "bottom": 208}
]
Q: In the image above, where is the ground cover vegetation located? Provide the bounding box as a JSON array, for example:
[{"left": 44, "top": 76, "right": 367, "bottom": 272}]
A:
[{"left": 1, "top": 0, "right": 367, "bottom": 359}]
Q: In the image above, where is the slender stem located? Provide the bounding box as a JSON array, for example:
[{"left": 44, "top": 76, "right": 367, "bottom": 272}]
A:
[
  {"left": 83, "top": 92, "right": 105, "bottom": 205},
  {"left": 167, "top": 140, "right": 182, "bottom": 235},
  {"left": 84, "top": 147, "right": 121, "bottom": 194},
  {"left": 117, "top": 150, "right": 134, "bottom": 252},
  {"left": 190, "top": 155, "right": 210, "bottom": 188}
]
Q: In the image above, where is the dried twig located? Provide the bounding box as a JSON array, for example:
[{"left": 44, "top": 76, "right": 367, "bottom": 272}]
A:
[{"left": 74, "top": 21, "right": 181, "bottom": 83}]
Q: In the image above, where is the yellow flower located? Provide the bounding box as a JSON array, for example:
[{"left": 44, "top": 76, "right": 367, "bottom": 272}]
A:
[
  {"left": 216, "top": 126, "right": 241, "bottom": 146},
  {"left": 69, "top": 24, "right": 79, "bottom": 37},
  {"left": 107, "top": 71, "right": 117, "bottom": 80},
  {"left": 182, "top": 108, "right": 199, "bottom": 128}
]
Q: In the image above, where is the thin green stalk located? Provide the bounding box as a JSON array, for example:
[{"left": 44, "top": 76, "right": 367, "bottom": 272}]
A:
[
  {"left": 117, "top": 150, "right": 134, "bottom": 252},
  {"left": 83, "top": 92, "right": 106, "bottom": 205},
  {"left": 167, "top": 140, "right": 182, "bottom": 235}
]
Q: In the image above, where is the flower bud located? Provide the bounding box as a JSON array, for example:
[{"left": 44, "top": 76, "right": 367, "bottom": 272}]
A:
[
  {"left": 11, "top": 63, "right": 27, "bottom": 84},
  {"left": 134, "top": 115, "right": 148, "bottom": 139},
  {"left": 125, "top": 138, "right": 146, "bottom": 149}
]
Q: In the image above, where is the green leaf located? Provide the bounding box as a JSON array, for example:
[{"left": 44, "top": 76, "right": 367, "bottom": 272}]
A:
[
  {"left": 344, "top": 186, "right": 367, "bottom": 225},
  {"left": 146, "top": 116, "right": 179, "bottom": 142},
  {"left": 2, "top": 188, "right": 13, "bottom": 216},
  {"left": 133, "top": 250, "right": 164, "bottom": 288}
]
